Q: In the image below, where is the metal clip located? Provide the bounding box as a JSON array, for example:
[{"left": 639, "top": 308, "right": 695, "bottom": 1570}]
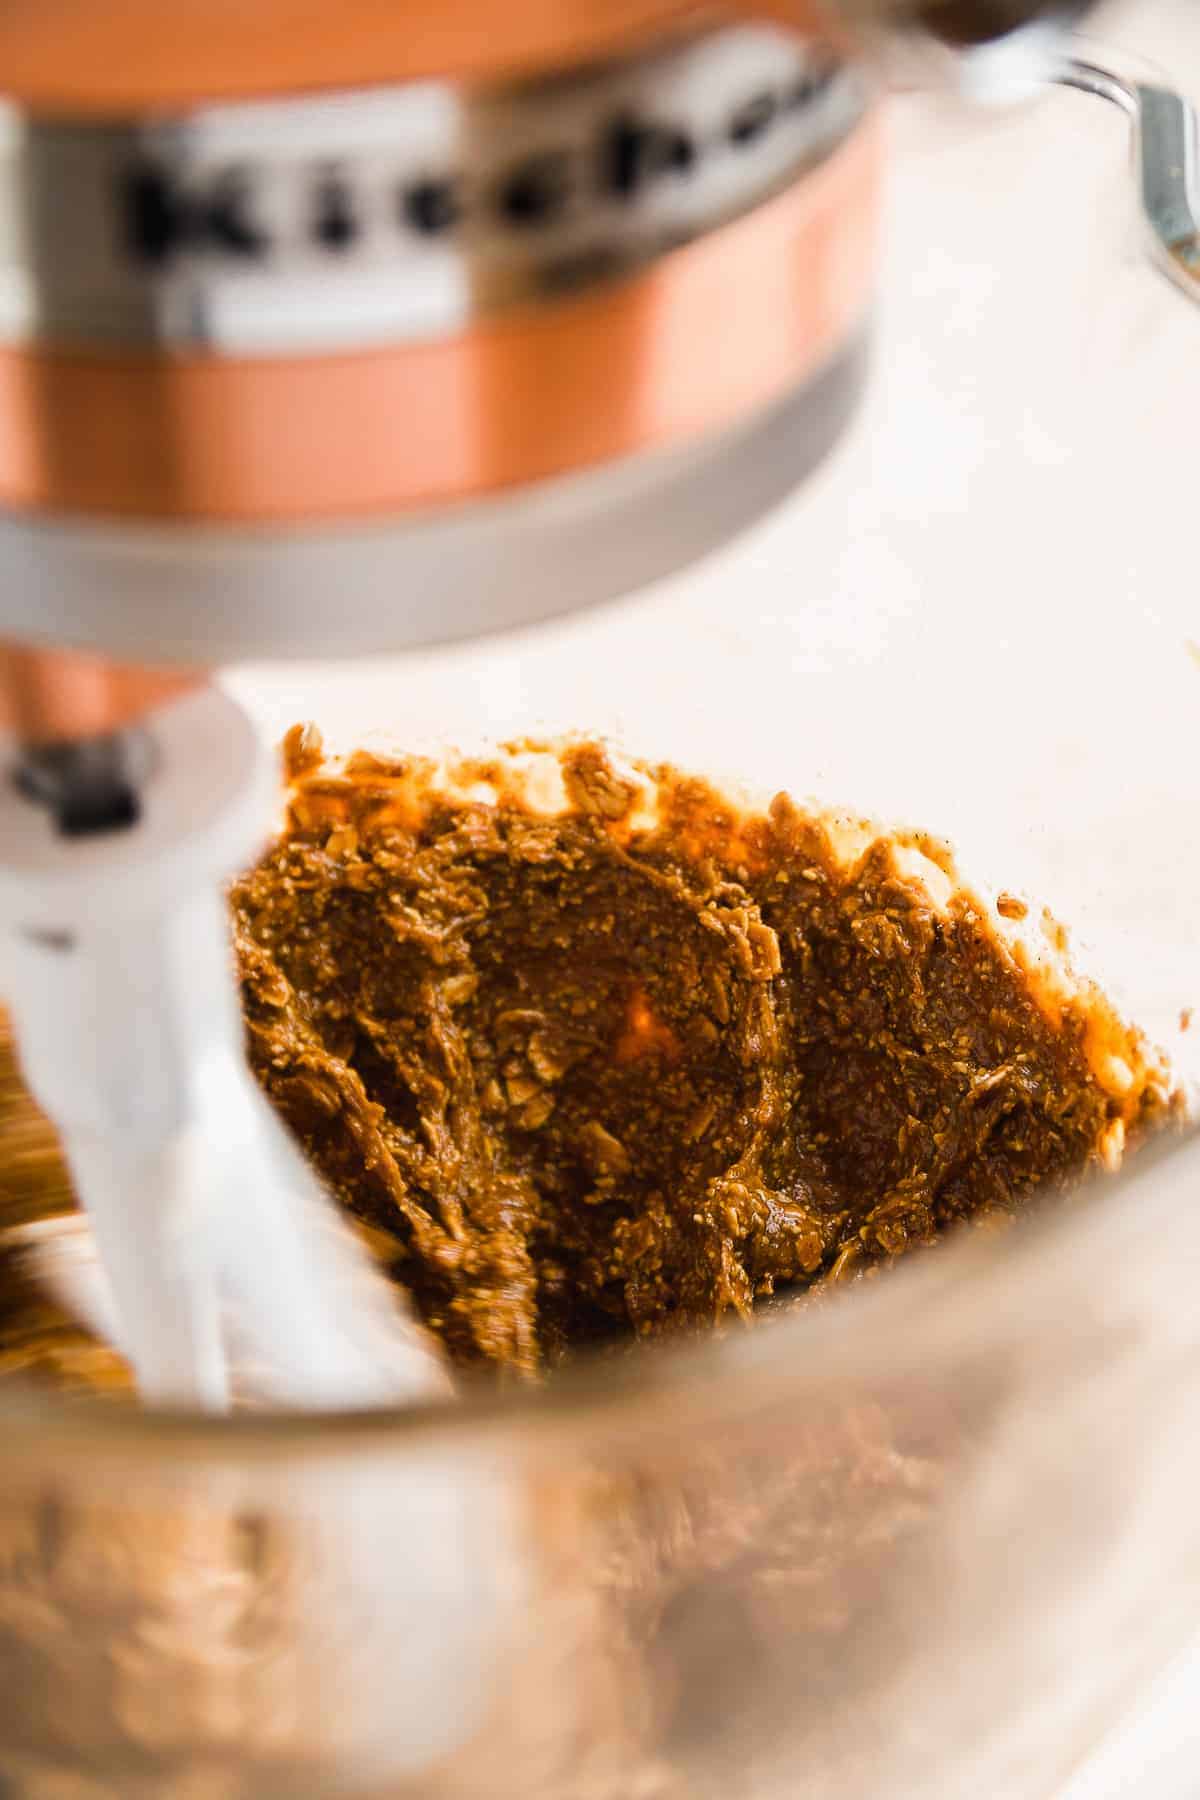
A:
[{"left": 1057, "top": 57, "right": 1200, "bottom": 302}]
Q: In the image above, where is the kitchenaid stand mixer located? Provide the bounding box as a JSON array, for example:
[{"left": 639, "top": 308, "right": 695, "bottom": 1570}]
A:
[{"left": 0, "top": 0, "right": 1194, "bottom": 1409}]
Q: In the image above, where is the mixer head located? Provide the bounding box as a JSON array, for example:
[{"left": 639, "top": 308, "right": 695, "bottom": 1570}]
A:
[{"left": 0, "top": 0, "right": 1110, "bottom": 667}]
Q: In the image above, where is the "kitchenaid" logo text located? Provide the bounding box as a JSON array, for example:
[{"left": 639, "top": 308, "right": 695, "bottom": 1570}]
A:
[{"left": 119, "top": 60, "right": 838, "bottom": 267}]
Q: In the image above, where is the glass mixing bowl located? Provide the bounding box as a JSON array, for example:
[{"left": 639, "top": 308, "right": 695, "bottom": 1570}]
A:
[
  {"left": 3, "top": 3, "right": 1200, "bottom": 1793},
  {"left": 2, "top": 1125, "right": 1199, "bottom": 1800}
]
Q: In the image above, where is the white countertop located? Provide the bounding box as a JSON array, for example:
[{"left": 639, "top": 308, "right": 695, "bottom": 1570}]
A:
[{"left": 229, "top": 6, "right": 1200, "bottom": 1788}]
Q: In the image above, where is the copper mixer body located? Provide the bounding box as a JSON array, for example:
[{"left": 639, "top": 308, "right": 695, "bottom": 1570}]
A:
[
  {"left": 0, "top": 0, "right": 1086, "bottom": 736},
  {"left": 0, "top": 0, "right": 1083, "bottom": 106}
]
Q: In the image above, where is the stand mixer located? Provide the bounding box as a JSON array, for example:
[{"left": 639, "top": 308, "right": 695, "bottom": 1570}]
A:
[{"left": 0, "top": 0, "right": 1194, "bottom": 1409}]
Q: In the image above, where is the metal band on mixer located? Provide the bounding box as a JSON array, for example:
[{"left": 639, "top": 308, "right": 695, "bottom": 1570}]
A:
[
  {"left": 0, "top": 30, "right": 860, "bottom": 354},
  {"left": 0, "top": 26, "right": 877, "bottom": 523}
]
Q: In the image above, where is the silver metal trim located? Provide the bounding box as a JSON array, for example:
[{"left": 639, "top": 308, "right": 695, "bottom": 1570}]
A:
[
  {"left": 0, "top": 329, "right": 869, "bottom": 662},
  {"left": 0, "top": 29, "right": 863, "bottom": 355}
]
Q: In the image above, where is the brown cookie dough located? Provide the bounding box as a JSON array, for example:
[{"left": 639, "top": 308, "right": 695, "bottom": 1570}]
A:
[{"left": 230, "top": 732, "right": 1175, "bottom": 1381}]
